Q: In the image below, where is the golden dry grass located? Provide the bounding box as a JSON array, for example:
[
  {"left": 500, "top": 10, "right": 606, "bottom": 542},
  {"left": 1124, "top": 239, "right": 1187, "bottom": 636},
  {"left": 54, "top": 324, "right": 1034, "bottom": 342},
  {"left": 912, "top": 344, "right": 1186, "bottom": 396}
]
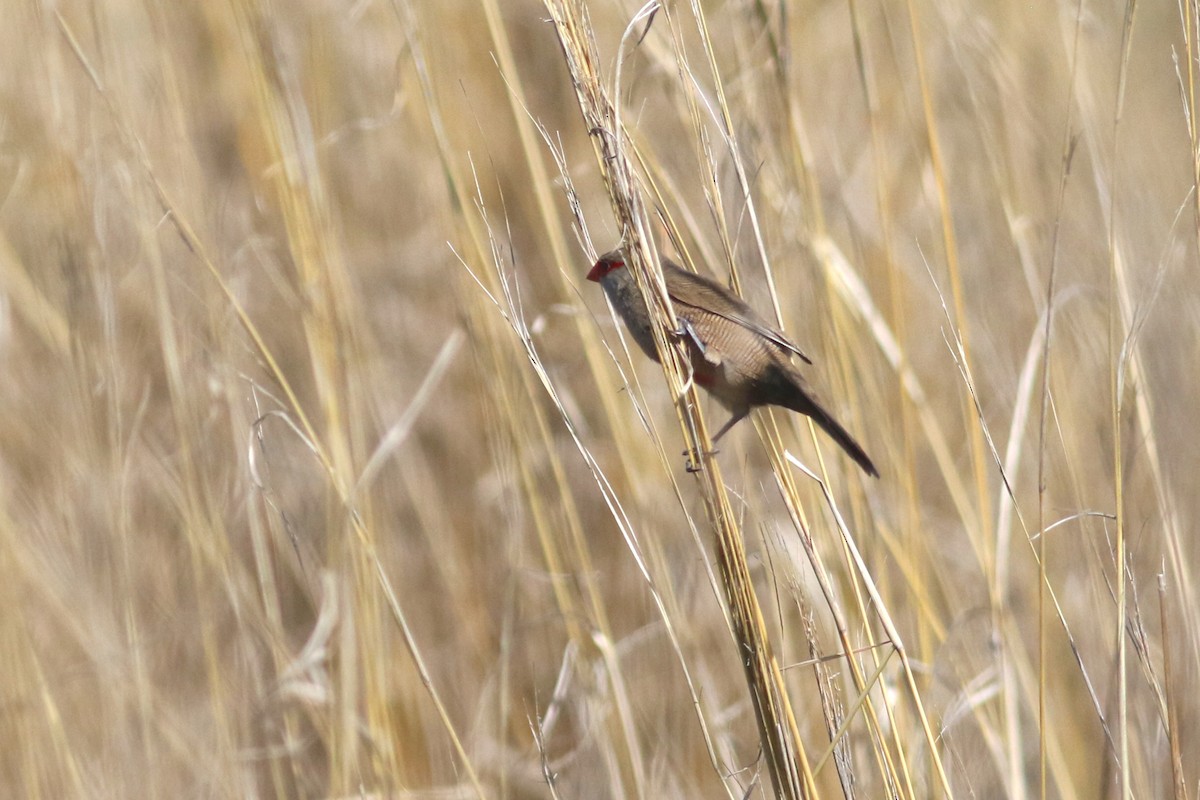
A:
[{"left": 0, "top": 0, "right": 1196, "bottom": 797}]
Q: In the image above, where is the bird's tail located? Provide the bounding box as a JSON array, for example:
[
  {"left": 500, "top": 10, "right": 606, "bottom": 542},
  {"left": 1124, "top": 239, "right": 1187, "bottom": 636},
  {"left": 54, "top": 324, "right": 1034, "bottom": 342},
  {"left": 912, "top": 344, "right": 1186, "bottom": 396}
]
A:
[
  {"left": 806, "top": 402, "right": 879, "bottom": 478},
  {"left": 775, "top": 369, "right": 879, "bottom": 478}
]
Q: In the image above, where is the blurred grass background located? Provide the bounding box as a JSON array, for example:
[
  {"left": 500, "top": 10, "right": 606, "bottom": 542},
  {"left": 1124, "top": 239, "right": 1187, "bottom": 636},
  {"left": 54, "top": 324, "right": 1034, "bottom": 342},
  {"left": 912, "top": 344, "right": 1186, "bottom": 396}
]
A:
[{"left": 0, "top": 0, "right": 1196, "bottom": 797}]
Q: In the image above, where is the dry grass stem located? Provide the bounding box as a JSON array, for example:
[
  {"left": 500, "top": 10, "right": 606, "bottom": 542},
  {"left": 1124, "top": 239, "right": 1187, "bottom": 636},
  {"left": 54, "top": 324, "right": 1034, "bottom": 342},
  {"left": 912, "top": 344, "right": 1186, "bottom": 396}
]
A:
[{"left": 0, "top": 0, "right": 1194, "bottom": 797}]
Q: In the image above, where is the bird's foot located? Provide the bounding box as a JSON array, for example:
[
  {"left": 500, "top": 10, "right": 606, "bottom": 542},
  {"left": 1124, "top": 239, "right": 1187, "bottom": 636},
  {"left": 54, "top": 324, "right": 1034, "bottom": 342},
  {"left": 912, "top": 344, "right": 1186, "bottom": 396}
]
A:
[
  {"left": 683, "top": 447, "right": 719, "bottom": 473},
  {"left": 671, "top": 319, "right": 707, "bottom": 357}
]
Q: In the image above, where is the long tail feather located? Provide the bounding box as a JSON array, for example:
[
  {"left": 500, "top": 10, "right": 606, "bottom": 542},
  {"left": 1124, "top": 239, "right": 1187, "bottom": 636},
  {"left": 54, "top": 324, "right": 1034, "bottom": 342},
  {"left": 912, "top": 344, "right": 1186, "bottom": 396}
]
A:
[{"left": 807, "top": 403, "right": 879, "bottom": 478}]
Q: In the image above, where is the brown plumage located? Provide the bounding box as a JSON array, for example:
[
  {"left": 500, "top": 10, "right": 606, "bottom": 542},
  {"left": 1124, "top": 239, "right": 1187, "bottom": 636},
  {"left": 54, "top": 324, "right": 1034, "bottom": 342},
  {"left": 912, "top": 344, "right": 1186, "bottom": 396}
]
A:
[{"left": 588, "top": 249, "right": 878, "bottom": 478}]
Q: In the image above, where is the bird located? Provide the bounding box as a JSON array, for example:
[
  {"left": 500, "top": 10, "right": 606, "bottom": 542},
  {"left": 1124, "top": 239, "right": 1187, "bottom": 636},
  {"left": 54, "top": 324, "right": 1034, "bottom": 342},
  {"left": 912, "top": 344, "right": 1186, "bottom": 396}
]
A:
[{"left": 587, "top": 248, "right": 878, "bottom": 478}]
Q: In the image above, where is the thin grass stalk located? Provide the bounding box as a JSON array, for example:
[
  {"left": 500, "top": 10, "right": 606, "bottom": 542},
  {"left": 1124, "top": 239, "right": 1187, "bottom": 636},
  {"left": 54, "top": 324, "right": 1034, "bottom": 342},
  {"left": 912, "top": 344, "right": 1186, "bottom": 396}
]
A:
[
  {"left": 890, "top": 15, "right": 1018, "bottom": 793},
  {"left": 543, "top": 1, "right": 814, "bottom": 796},
  {"left": 475, "top": 2, "right": 664, "bottom": 715},
  {"left": 891, "top": 13, "right": 1012, "bottom": 791},
  {"left": 764, "top": 436, "right": 909, "bottom": 798},
  {"left": 656, "top": 6, "right": 740, "bottom": 297},
  {"left": 12, "top": 0, "right": 1193, "bottom": 795},
  {"left": 835, "top": 15, "right": 947, "bottom": 792},
  {"left": 1036, "top": 2, "right": 1177, "bottom": 795},
  {"left": 901, "top": 0, "right": 993, "bottom": 571},
  {"left": 682, "top": 0, "right": 783, "bottom": 325},
  {"left": 398, "top": 3, "right": 656, "bottom": 794},
  {"left": 1102, "top": 0, "right": 1200, "bottom": 704},
  {"left": 1159, "top": 575, "right": 1187, "bottom": 800},
  {"left": 937, "top": 276, "right": 1089, "bottom": 796},
  {"left": 1111, "top": 9, "right": 1138, "bottom": 799},
  {"left": 459, "top": 249, "right": 741, "bottom": 797},
  {"left": 478, "top": 0, "right": 655, "bottom": 496},
  {"left": 225, "top": 8, "right": 376, "bottom": 786},
  {"left": 657, "top": 7, "right": 926, "bottom": 793},
  {"left": 53, "top": 9, "right": 330, "bottom": 493},
  {"left": 474, "top": 282, "right": 647, "bottom": 797},
  {"left": 388, "top": 11, "right": 614, "bottom": 799},
  {"left": 743, "top": 16, "right": 964, "bottom": 791},
  {"left": 60, "top": 5, "right": 489, "bottom": 794},
  {"left": 1037, "top": 0, "right": 1090, "bottom": 791},
  {"left": 1185, "top": 0, "right": 1200, "bottom": 249}
]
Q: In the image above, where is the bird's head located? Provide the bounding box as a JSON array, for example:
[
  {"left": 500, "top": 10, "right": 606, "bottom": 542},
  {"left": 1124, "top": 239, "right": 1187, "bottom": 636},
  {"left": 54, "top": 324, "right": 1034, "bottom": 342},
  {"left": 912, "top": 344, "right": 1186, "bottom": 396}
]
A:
[{"left": 587, "top": 250, "right": 627, "bottom": 282}]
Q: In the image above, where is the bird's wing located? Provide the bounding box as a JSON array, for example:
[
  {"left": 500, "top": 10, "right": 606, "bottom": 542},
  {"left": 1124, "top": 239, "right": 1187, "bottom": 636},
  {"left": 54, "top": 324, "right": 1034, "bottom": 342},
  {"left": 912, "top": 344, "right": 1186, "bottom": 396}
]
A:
[{"left": 665, "top": 265, "right": 813, "bottom": 365}]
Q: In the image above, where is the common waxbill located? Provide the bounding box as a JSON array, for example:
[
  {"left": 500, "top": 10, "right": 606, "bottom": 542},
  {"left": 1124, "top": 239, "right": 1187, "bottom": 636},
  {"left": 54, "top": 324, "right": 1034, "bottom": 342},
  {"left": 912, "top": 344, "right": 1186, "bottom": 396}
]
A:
[{"left": 588, "top": 249, "right": 878, "bottom": 478}]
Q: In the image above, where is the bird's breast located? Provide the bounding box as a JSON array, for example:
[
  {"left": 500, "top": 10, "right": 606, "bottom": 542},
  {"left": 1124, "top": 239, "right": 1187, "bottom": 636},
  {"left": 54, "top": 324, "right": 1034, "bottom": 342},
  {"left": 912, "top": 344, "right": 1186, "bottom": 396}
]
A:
[{"left": 602, "top": 275, "right": 659, "bottom": 361}]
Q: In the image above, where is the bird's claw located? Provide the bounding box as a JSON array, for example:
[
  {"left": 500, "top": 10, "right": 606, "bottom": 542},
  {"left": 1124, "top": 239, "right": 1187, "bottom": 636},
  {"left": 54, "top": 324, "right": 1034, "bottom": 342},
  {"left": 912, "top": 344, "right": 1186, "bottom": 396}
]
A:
[
  {"left": 683, "top": 447, "right": 719, "bottom": 473},
  {"left": 671, "top": 319, "right": 707, "bottom": 357}
]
